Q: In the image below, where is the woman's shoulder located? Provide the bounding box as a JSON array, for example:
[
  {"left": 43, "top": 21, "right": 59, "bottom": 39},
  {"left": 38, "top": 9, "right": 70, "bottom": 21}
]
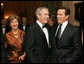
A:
[{"left": 5, "top": 31, "right": 11, "bottom": 37}]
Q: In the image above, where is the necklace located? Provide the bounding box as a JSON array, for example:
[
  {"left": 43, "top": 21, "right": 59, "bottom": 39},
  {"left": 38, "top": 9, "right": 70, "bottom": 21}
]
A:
[{"left": 12, "top": 29, "right": 19, "bottom": 38}]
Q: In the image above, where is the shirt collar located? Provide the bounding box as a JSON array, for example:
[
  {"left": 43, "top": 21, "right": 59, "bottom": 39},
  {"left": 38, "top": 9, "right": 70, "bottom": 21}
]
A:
[
  {"left": 61, "top": 20, "right": 68, "bottom": 27},
  {"left": 36, "top": 20, "right": 44, "bottom": 29},
  {"left": 22, "top": 24, "right": 26, "bottom": 25}
]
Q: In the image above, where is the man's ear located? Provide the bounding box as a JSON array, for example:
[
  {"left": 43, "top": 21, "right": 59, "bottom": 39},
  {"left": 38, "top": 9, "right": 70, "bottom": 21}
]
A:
[
  {"left": 66, "top": 15, "right": 69, "bottom": 19},
  {"left": 36, "top": 14, "right": 40, "bottom": 19}
]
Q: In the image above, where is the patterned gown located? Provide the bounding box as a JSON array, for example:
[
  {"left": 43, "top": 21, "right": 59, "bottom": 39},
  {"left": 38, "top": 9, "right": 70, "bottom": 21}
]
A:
[{"left": 5, "top": 29, "right": 25, "bottom": 63}]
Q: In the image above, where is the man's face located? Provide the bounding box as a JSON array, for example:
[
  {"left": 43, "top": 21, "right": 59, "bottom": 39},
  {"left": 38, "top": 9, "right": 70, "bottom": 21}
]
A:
[
  {"left": 22, "top": 17, "right": 27, "bottom": 24},
  {"left": 48, "top": 19, "right": 54, "bottom": 26},
  {"left": 57, "top": 9, "right": 69, "bottom": 24},
  {"left": 38, "top": 9, "right": 49, "bottom": 24},
  {"left": 1, "top": 19, "right": 6, "bottom": 25}
]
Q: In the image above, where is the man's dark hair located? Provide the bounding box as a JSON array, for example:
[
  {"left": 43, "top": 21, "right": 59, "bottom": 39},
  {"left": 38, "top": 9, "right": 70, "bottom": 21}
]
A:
[{"left": 59, "top": 6, "right": 70, "bottom": 16}]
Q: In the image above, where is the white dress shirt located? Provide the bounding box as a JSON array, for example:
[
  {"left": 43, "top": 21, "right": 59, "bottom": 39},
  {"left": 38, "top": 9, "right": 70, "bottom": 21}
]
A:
[
  {"left": 36, "top": 20, "right": 50, "bottom": 48},
  {"left": 22, "top": 24, "right": 26, "bottom": 31},
  {"left": 2, "top": 27, "right": 6, "bottom": 35},
  {"left": 23, "top": 25, "right": 26, "bottom": 31},
  {"left": 55, "top": 21, "right": 68, "bottom": 37}
]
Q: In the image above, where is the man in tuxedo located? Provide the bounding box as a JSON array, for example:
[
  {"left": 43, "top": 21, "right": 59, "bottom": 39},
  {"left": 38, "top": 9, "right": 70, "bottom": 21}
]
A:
[
  {"left": 1, "top": 32, "right": 7, "bottom": 63},
  {"left": 19, "top": 17, "right": 30, "bottom": 32},
  {"left": 50, "top": 7, "right": 83, "bottom": 63},
  {"left": 1, "top": 19, "right": 8, "bottom": 63},
  {"left": 24, "top": 7, "right": 51, "bottom": 63},
  {"left": 1, "top": 19, "right": 10, "bottom": 35}
]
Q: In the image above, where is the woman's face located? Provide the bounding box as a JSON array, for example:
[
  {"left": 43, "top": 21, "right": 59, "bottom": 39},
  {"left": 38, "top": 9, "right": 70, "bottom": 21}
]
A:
[{"left": 10, "top": 19, "right": 19, "bottom": 30}]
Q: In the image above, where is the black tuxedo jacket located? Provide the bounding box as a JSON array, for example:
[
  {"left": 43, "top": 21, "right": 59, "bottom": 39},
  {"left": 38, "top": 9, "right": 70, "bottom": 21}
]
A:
[
  {"left": 50, "top": 22, "right": 83, "bottom": 63},
  {"left": 1, "top": 26, "right": 10, "bottom": 36},
  {"left": 1, "top": 32, "right": 7, "bottom": 63},
  {"left": 1, "top": 26, "right": 11, "bottom": 63},
  {"left": 24, "top": 22, "right": 51, "bottom": 63},
  {"left": 19, "top": 24, "right": 30, "bottom": 32}
]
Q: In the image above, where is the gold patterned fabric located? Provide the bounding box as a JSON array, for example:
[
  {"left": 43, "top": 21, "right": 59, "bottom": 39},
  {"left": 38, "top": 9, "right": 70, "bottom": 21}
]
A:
[{"left": 5, "top": 29, "right": 25, "bottom": 63}]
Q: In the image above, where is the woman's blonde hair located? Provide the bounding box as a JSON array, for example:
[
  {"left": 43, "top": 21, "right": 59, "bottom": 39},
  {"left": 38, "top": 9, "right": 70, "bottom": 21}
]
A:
[
  {"left": 8, "top": 15, "right": 19, "bottom": 22},
  {"left": 7, "top": 15, "right": 20, "bottom": 25}
]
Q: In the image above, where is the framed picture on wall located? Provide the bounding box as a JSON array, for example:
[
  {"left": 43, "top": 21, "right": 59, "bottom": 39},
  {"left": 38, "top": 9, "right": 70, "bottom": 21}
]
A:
[{"left": 75, "top": 2, "right": 83, "bottom": 21}]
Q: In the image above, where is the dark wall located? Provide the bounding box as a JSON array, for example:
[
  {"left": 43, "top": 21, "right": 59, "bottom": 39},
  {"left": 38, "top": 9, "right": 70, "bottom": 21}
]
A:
[
  {"left": 3, "top": 1, "right": 62, "bottom": 24},
  {"left": 3, "top": 1, "right": 40, "bottom": 24},
  {"left": 1, "top": 2, "right": 4, "bottom": 20},
  {"left": 40, "top": 1, "right": 62, "bottom": 22},
  {"left": 75, "top": 2, "right": 83, "bottom": 28}
]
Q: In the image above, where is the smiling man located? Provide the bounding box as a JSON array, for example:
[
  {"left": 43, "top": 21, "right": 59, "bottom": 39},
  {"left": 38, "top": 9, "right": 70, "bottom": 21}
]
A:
[
  {"left": 50, "top": 7, "right": 83, "bottom": 63},
  {"left": 24, "top": 7, "right": 51, "bottom": 63}
]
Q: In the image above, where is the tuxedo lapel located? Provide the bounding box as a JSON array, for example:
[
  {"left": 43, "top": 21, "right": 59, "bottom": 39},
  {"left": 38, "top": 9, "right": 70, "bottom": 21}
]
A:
[
  {"left": 60, "top": 23, "right": 70, "bottom": 40},
  {"left": 35, "top": 22, "right": 47, "bottom": 43}
]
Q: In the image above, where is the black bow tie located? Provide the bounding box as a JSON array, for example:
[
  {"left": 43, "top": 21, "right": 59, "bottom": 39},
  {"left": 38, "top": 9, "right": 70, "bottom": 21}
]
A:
[
  {"left": 42, "top": 25, "right": 47, "bottom": 29},
  {"left": 23, "top": 24, "right": 26, "bottom": 26},
  {"left": 2, "top": 27, "right": 5, "bottom": 28}
]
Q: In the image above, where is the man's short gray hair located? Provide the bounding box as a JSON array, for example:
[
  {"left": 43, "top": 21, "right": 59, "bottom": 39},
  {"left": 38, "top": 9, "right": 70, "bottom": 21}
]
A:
[{"left": 36, "top": 7, "right": 48, "bottom": 16}]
